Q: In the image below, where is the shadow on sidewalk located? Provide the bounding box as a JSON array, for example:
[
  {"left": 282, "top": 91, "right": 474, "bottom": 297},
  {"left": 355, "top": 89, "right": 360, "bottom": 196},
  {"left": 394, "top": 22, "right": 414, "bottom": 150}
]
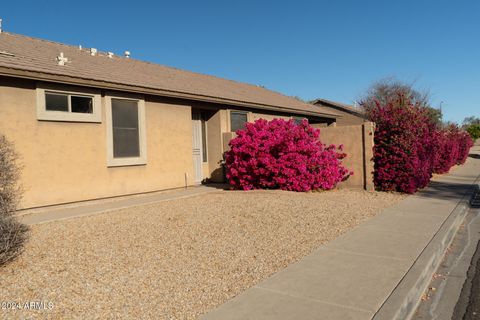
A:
[
  {"left": 416, "top": 181, "right": 479, "bottom": 204},
  {"left": 469, "top": 153, "right": 480, "bottom": 159}
]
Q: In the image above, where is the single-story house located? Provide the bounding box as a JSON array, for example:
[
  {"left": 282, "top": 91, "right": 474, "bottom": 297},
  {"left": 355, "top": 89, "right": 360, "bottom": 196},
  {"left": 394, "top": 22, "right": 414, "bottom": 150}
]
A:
[
  {"left": 312, "top": 98, "right": 366, "bottom": 126},
  {"left": 0, "top": 32, "right": 340, "bottom": 209}
]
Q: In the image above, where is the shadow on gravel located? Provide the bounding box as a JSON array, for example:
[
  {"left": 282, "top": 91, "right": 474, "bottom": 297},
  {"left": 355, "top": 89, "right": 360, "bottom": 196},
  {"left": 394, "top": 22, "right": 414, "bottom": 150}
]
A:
[
  {"left": 201, "top": 182, "right": 231, "bottom": 190},
  {"left": 416, "top": 181, "right": 479, "bottom": 204}
]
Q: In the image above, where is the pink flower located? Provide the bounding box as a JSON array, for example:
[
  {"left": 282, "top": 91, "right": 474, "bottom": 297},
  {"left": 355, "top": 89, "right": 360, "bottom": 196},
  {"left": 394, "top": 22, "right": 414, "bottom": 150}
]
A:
[{"left": 224, "top": 119, "right": 352, "bottom": 192}]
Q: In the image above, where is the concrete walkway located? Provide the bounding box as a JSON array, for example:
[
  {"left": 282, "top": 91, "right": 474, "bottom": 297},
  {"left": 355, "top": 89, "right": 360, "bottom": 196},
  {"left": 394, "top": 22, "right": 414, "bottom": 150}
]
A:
[
  {"left": 203, "top": 147, "right": 480, "bottom": 320},
  {"left": 17, "top": 185, "right": 220, "bottom": 225}
]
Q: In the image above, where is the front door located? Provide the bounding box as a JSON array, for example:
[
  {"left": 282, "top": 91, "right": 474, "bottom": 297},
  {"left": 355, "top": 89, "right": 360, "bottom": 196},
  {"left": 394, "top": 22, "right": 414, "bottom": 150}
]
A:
[{"left": 192, "top": 112, "right": 203, "bottom": 184}]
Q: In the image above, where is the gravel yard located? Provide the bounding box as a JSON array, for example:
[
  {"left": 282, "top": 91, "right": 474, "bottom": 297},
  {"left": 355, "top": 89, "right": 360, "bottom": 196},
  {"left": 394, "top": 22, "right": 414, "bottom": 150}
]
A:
[{"left": 1, "top": 189, "right": 404, "bottom": 319}]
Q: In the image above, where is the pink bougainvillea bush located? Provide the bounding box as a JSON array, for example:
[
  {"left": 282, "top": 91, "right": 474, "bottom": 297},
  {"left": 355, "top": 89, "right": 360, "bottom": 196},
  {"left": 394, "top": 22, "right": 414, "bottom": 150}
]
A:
[
  {"left": 369, "top": 97, "right": 435, "bottom": 193},
  {"left": 433, "top": 126, "right": 460, "bottom": 174},
  {"left": 367, "top": 94, "right": 474, "bottom": 194},
  {"left": 225, "top": 119, "right": 352, "bottom": 192},
  {"left": 454, "top": 127, "right": 474, "bottom": 165}
]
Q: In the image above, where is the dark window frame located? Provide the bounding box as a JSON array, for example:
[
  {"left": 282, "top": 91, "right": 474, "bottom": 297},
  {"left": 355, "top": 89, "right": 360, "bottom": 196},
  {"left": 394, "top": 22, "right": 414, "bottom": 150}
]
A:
[{"left": 230, "top": 111, "right": 248, "bottom": 132}]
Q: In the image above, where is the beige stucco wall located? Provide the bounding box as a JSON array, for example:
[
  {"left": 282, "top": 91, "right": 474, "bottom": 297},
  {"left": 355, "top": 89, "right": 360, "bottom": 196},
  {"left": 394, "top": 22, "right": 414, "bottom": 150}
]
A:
[
  {"left": 0, "top": 78, "right": 194, "bottom": 209},
  {"left": 319, "top": 122, "right": 374, "bottom": 190},
  {"left": 206, "top": 109, "right": 228, "bottom": 182},
  {"left": 0, "top": 77, "right": 343, "bottom": 208}
]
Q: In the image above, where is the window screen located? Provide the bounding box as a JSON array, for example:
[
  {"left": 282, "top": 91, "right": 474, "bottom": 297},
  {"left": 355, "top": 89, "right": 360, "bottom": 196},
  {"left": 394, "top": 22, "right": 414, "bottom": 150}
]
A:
[
  {"left": 71, "top": 96, "right": 93, "bottom": 113},
  {"left": 45, "top": 92, "right": 69, "bottom": 111},
  {"left": 230, "top": 111, "right": 248, "bottom": 132},
  {"left": 111, "top": 99, "right": 140, "bottom": 158}
]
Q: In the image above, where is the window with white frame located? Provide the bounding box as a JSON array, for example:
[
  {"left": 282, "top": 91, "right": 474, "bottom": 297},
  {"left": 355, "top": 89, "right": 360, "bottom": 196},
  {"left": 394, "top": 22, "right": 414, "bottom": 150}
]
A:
[
  {"left": 36, "top": 85, "right": 101, "bottom": 122},
  {"left": 106, "top": 95, "right": 147, "bottom": 167}
]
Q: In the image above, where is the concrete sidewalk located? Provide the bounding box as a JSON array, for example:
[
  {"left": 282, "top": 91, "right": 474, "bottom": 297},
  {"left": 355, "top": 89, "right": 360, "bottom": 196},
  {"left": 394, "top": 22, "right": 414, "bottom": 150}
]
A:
[
  {"left": 203, "top": 147, "right": 480, "bottom": 320},
  {"left": 17, "top": 185, "right": 220, "bottom": 225}
]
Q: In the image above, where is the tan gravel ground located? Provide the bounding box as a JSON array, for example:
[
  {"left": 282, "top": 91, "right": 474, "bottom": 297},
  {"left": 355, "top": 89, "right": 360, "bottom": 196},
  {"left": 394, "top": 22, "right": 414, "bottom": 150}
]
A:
[{"left": 1, "top": 189, "right": 405, "bottom": 319}]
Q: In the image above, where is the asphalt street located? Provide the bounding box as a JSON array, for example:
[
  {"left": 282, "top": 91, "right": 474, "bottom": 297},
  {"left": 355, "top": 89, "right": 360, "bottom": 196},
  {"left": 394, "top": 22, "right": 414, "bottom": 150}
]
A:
[
  {"left": 413, "top": 189, "right": 480, "bottom": 320},
  {"left": 453, "top": 229, "right": 480, "bottom": 320}
]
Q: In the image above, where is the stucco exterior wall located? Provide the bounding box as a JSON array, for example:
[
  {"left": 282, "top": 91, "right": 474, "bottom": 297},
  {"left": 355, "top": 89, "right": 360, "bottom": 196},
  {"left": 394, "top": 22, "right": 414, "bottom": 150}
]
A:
[
  {"left": 319, "top": 122, "right": 375, "bottom": 190},
  {"left": 0, "top": 78, "right": 194, "bottom": 209},
  {"left": 0, "top": 77, "right": 341, "bottom": 208},
  {"left": 206, "top": 109, "right": 228, "bottom": 182}
]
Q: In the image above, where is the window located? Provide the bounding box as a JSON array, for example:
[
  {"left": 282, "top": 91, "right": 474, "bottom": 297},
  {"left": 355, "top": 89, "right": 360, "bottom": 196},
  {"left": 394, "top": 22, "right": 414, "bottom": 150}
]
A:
[
  {"left": 106, "top": 95, "right": 147, "bottom": 167},
  {"left": 201, "top": 115, "right": 207, "bottom": 162},
  {"left": 71, "top": 96, "right": 93, "bottom": 113},
  {"left": 230, "top": 111, "right": 248, "bottom": 132},
  {"left": 44, "top": 91, "right": 94, "bottom": 113},
  {"left": 293, "top": 116, "right": 307, "bottom": 124},
  {"left": 45, "top": 92, "right": 69, "bottom": 111},
  {"left": 112, "top": 99, "right": 140, "bottom": 158},
  {"left": 36, "top": 85, "right": 101, "bottom": 122}
]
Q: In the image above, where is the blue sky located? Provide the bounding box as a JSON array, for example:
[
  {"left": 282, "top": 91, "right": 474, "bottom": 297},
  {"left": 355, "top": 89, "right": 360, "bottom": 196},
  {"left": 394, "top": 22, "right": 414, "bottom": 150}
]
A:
[{"left": 2, "top": 1, "right": 479, "bottom": 123}]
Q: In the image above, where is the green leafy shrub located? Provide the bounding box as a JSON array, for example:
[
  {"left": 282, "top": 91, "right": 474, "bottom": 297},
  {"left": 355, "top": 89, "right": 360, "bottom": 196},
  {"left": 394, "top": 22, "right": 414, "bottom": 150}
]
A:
[{"left": 466, "top": 124, "right": 480, "bottom": 141}]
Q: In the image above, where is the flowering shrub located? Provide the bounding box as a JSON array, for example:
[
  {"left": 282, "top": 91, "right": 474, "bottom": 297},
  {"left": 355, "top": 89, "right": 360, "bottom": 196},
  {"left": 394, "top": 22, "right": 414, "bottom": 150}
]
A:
[
  {"left": 456, "top": 129, "right": 474, "bottom": 165},
  {"left": 225, "top": 119, "right": 352, "bottom": 192},
  {"left": 367, "top": 94, "right": 473, "bottom": 193},
  {"left": 369, "top": 98, "right": 435, "bottom": 193},
  {"left": 433, "top": 127, "right": 460, "bottom": 174}
]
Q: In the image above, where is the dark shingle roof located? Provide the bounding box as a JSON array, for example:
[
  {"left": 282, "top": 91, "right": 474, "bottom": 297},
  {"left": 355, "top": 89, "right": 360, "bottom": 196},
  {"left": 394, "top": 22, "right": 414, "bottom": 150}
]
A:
[{"left": 0, "top": 32, "right": 338, "bottom": 118}]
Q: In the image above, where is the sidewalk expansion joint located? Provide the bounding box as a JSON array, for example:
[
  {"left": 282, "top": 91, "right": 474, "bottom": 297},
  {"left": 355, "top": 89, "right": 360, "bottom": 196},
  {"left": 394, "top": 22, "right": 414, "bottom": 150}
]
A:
[
  {"left": 319, "top": 247, "right": 410, "bottom": 262},
  {"left": 254, "top": 286, "right": 373, "bottom": 314}
]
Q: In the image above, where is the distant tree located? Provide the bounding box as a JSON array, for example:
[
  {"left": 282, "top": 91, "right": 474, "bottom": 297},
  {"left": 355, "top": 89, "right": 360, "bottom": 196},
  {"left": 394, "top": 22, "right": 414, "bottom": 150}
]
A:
[
  {"left": 466, "top": 125, "right": 480, "bottom": 141},
  {"left": 424, "top": 107, "right": 443, "bottom": 127},
  {"left": 462, "top": 116, "right": 480, "bottom": 140},
  {"left": 361, "top": 77, "right": 443, "bottom": 126},
  {"left": 462, "top": 116, "right": 480, "bottom": 127},
  {"left": 291, "top": 96, "right": 306, "bottom": 102}
]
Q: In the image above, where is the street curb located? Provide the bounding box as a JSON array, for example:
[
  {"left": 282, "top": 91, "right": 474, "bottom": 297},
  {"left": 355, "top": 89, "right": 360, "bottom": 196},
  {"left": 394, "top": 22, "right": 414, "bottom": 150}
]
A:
[{"left": 373, "top": 179, "right": 480, "bottom": 320}]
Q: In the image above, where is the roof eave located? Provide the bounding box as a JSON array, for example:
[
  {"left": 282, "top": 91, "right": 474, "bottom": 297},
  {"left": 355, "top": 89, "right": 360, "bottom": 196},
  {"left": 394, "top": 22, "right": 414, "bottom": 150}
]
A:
[{"left": 0, "top": 66, "right": 339, "bottom": 120}]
